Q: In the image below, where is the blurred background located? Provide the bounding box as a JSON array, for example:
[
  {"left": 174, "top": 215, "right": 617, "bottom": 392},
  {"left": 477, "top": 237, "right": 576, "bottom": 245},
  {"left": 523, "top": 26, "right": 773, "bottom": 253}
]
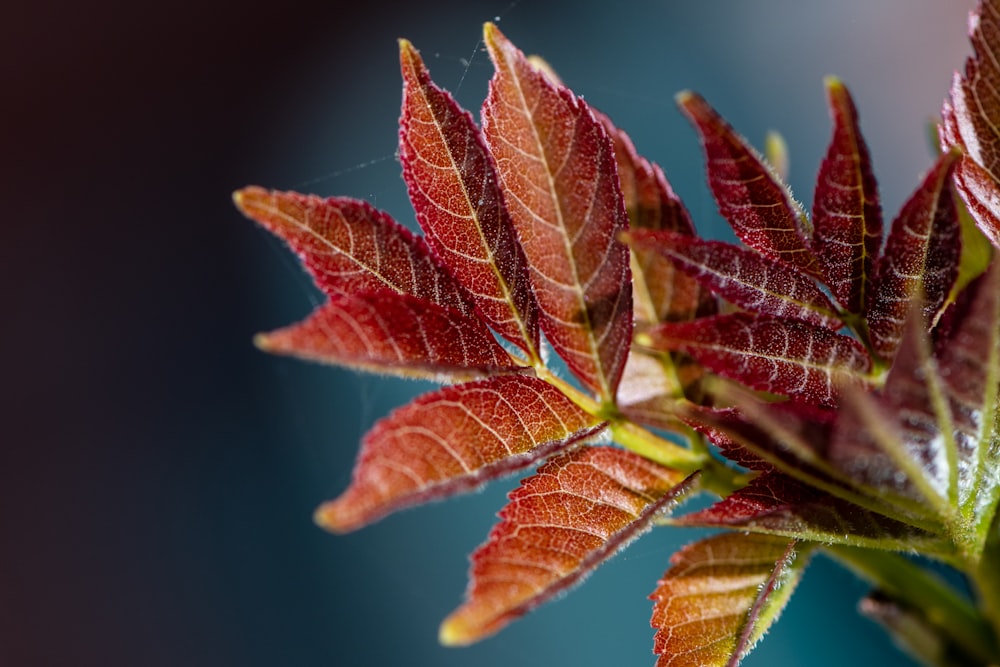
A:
[{"left": 3, "top": 0, "right": 976, "bottom": 665}]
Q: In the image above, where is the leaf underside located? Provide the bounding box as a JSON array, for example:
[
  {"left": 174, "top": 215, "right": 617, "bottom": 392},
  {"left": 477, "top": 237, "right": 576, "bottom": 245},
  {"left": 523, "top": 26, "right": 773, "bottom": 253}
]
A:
[
  {"left": 440, "top": 447, "right": 692, "bottom": 646},
  {"left": 650, "top": 533, "right": 808, "bottom": 667},
  {"left": 483, "top": 23, "right": 633, "bottom": 400},
  {"left": 941, "top": 0, "right": 1000, "bottom": 247},
  {"left": 234, "top": 188, "right": 475, "bottom": 315},
  {"left": 811, "top": 77, "right": 882, "bottom": 314},
  {"left": 398, "top": 40, "right": 539, "bottom": 357},
  {"left": 645, "top": 313, "right": 872, "bottom": 406},
  {"left": 316, "top": 374, "right": 605, "bottom": 532},
  {"left": 256, "top": 291, "right": 519, "bottom": 380}
]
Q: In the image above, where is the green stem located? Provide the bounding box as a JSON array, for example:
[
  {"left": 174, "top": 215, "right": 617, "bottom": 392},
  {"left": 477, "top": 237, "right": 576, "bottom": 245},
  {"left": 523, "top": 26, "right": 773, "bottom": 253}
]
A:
[
  {"left": 531, "top": 354, "right": 749, "bottom": 496},
  {"left": 827, "top": 545, "right": 999, "bottom": 665},
  {"left": 610, "top": 421, "right": 749, "bottom": 496},
  {"left": 609, "top": 420, "right": 698, "bottom": 470}
]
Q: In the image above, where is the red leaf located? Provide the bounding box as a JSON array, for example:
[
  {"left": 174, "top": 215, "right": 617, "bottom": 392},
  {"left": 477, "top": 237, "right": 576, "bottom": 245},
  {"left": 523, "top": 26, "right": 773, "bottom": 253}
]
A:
[
  {"left": 398, "top": 40, "right": 539, "bottom": 357},
  {"left": 676, "top": 471, "right": 937, "bottom": 549},
  {"left": 439, "top": 447, "right": 692, "bottom": 645},
  {"left": 599, "top": 114, "right": 714, "bottom": 325},
  {"left": 941, "top": 0, "right": 1000, "bottom": 246},
  {"left": 482, "top": 24, "right": 633, "bottom": 400},
  {"left": 677, "top": 92, "right": 821, "bottom": 278},
  {"left": 599, "top": 112, "right": 696, "bottom": 237},
  {"left": 683, "top": 402, "right": 837, "bottom": 476},
  {"left": 935, "top": 258, "right": 1000, "bottom": 513},
  {"left": 866, "top": 151, "right": 961, "bottom": 360},
  {"left": 644, "top": 313, "right": 872, "bottom": 405},
  {"left": 255, "top": 291, "right": 518, "bottom": 380},
  {"left": 315, "top": 375, "right": 605, "bottom": 533},
  {"left": 831, "top": 308, "right": 947, "bottom": 506},
  {"left": 812, "top": 78, "right": 882, "bottom": 314},
  {"left": 650, "top": 534, "right": 807, "bottom": 667},
  {"left": 626, "top": 229, "right": 842, "bottom": 329},
  {"left": 234, "top": 187, "right": 474, "bottom": 315}
]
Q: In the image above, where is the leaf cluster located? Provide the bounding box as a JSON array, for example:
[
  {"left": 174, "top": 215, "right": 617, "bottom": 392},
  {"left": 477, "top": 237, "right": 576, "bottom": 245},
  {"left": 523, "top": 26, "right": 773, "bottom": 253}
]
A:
[{"left": 235, "top": 4, "right": 1000, "bottom": 665}]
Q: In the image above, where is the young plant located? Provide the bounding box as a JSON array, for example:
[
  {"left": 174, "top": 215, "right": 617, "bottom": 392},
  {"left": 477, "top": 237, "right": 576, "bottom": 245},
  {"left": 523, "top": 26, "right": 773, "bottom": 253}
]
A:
[{"left": 235, "top": 3, "right": 1000, "bottom": 665}]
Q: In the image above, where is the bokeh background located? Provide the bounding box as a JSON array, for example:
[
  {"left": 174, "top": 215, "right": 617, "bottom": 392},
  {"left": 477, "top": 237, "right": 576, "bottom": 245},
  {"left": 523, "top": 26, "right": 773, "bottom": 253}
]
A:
[{"left": 4, "top": 1, "right": 976, "bottom": 665}]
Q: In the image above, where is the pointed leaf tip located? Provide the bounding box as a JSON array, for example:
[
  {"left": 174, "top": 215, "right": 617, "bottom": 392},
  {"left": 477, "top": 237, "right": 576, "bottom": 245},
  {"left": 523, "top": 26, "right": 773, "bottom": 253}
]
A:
[
  {"left": 867, "top": 149, "right": 960, "bottom": 360},
  {"left": 812, "top": 76, "right": 882, "bottom": 314},
  {"left": 438, "top": 616, "right": 467, "bottom": 647},
  {"left": 482, "top": 22, "right": 632, "bottom": 398},
  {"left": 942, "top": 0, "right": 1000, "bottom": 247},
  {"left": 232, "top": 188, "right": 247, "bottom": 208},
  {"left": 399, "top": 28, "right": 540, "bottom": 356},
  {"left": 482, "top": 21, "right": 500, "bottom": 44},
  {"left": 677, "top": 92, "right": 819, "bottom": 278}
]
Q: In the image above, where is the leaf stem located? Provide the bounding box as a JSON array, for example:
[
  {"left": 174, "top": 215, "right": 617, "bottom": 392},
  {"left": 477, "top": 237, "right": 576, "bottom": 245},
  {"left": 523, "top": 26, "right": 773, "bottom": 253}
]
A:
[
  {"left": 826, "top": 545, "right": 1000, "bottom": 665},
  {"left": 609, "top": 421, "right": 750, "bottom": 497}
]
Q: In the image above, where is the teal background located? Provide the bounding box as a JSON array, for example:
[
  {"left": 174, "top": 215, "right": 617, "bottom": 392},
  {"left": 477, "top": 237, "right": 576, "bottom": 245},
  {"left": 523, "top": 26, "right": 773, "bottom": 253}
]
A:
[{"left": 3, "top": 1, "right": 975, "bottom": 665}]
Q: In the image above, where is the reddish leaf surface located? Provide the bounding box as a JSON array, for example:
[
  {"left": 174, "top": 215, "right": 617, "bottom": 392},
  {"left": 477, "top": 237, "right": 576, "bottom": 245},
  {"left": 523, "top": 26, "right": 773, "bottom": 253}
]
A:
[
  {"left": 644, "top": 313, "right": 872, "bottom": 405},
  {"left": 935, "top": 258, "right": 1000, "bottom": 515},
  {"left": 832, "top": 308, "right": 948, "bottom": 505},
  {"left": 812, "top": 78, "right": 882, "bottom": 314},
  {"left": 830, "top": 382, "right": 934, "bottom": 507},
  {"left": 684, "top": 402, "right": 838, "bottom": 478},
  {"left": 626, "top": 229, "right": 842, "bottom": 329},
  {"left": 315, "top": 375, "right": 605, "bottom": 533},
  {"left": 256, "top": 291, "right": 518, "bottom": 380},
  {"left": 866, "top": 151, "right": 961, "bottom": 360},
  {"left": 482, "top": 23, "right": 632, "bottom": 399},
  {"left": 941, "top": 0, "right": 1000, "bottom": 246},
  {"left": 677, "top": 92, "right": 820, "bottom": 278},
  {"left": 398, "top": 40, "right": 539, "bottom": 357},
  {"left": 440, "top": 447, "right": 692, "bottom": 646},
  {"left": 650, "top": 533, "right": 805, "bottom": 667},
  {"left": 601, "top": 115, "right": 696, "bottom": 236},
  {"left": 676, "top": 471, "right": 938, "bottom": 549},
  {"left": 234, "top": 188, "right": 474, "bottom": 315},
  {"left": 600, "top": 115, "right": 713, "bottom": 325}
]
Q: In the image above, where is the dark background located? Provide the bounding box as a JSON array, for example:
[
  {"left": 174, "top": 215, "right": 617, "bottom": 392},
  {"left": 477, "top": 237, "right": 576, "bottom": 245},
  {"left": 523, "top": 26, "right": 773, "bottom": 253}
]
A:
[{"left": 3, "top": 1, "right": 975, "bottom": 665}]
